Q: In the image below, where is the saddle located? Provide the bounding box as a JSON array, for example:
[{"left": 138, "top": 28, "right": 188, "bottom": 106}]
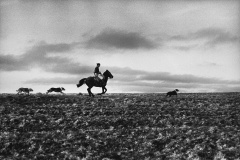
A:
[{"left": 94, "top": 77, "right": 105, "bottom": 86}]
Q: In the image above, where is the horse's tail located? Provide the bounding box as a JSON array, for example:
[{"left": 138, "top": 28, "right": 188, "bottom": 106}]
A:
[{"left": 77, "top": 78, "right": 86, "bottom": 88}]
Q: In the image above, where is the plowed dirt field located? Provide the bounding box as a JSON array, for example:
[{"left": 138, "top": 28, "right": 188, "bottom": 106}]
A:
[{"left": 1, "top": 93, "right": 240, "bottom": 159}]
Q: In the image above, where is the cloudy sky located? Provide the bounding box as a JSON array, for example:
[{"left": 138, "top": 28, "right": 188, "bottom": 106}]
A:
[{"left": 0, "top": 0, "right": 240, "bottom": 93}]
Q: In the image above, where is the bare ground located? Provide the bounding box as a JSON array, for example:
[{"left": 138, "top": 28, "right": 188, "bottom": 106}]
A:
[{"left": 0, "top": 93, "right": 240, "bottom": 159}]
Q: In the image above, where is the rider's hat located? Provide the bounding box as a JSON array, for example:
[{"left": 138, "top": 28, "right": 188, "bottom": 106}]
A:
[{"left": 97, "top": 63, "right": 100, "bottom": 65}]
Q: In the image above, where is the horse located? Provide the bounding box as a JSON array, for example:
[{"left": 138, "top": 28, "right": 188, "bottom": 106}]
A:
[{"left": 76, "top": 70, "right": 113, "bottom": 97}]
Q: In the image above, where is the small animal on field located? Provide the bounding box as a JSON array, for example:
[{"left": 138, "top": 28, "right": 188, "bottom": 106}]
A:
[
  {"left": 46, "top": 87, "right": 65, "bottom": 94},
  {"left": 16, "top": 88, "right": 33, "bottom": 95},
  {"left": 166, "top": 89, "right": 179, "bottom": 97}
]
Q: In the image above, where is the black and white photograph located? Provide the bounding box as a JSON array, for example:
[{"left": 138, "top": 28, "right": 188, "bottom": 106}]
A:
[{"left": 0, "top": 0, "right": 240, "bottom": 159}]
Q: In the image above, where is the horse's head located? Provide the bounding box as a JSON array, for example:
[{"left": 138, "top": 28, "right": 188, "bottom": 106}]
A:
[
  {"left": 103, "top": 70, "right": 113, "bottom": 79},
  {"left": 61, "top": 87, "right": 65, "bottom": 91},
  {"left": 29, "top": 88, "right": 33, "bottom": 92}
]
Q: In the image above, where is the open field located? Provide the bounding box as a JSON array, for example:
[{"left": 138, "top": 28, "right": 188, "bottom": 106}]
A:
[{"left": 0, "top": 93, "right": 240, "bottom": 159}]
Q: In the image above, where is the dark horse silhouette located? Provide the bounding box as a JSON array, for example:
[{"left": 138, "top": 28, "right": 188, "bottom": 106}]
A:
[{"left": 76, "top": 70, "right": 113, "bottom": 97}]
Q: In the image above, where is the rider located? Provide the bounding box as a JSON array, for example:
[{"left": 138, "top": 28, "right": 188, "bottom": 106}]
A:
[{"left": 94, "top": 63, "right": 103, "bottom": 82}]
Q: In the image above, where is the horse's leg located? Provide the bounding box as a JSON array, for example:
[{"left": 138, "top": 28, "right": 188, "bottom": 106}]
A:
[
  {"left": 97, "top": 86, "right": 107, "bottom": 95},
  {"left": 87, "top": 88, "right": 91, "bottom": 96},
  {"left": 103, "top": 87, "right": 107, "bottom": 94},
  {"left": 87, "top": 87, "right": 94, "bottom": 97},
  {"left": 100, "top": 87, "right": 105, "bottom": 95},
  {"left": 90, "top": 88, "right": 94, "bottom": 97}
]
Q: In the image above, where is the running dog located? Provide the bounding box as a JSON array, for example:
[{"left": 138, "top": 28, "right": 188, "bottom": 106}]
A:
[
  {"left": 46, "top": 87, "right": 65, "bottom": 94},
  {"left": 16, "top": 88, "right": 33, "bottom": 95},
  {"left": 166, "top": 89, "right": 179, "bottom": 97}
]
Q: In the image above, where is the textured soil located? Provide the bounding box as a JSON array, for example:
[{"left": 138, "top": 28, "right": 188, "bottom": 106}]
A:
[{"left": 0, "top": 93, "right": 240, "bottom": 159}]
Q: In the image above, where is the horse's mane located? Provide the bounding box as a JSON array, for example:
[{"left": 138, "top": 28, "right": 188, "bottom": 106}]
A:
[{"left": 103, "top": 70, "right": 108, "bottom": 75}]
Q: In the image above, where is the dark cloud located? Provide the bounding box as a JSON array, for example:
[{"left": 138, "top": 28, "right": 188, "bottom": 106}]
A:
[
  {"left": 198, "top": 61, "right": 218, "bottom": 67},
  {"left": 21, "top": 63, "right": 240, "bottom": 92},
  {"left": 0, "top": 54, "right": 26, "bottom": 71},
  {"left": 174, "top": 45, "right": 197, "bottom": 51},
  {"left": 22, "top": 41, "right": 78, "bottom": 60},
  {"left": 49, "top": 63, "right": 92, "bottom": 75},
  {"left": 115, "top": 69, "right": 240, "bottom": 92},
  {"left": 121, "top": 83, "right": 240, "bottom": 93},
  {"left": 111, "top": 69, "right": 240, "bottom": 85},
  {"left": 1, "top": 40, "right": 239, "bottom": 89},
  {"left": 110, "top": 66, "right": 146, "bottom": 75},
  {"left": 0, "top": 41, "right": 90, "bottom": 74},
  {"left": 27, "top": 64, "right": 240, "bottom": 86},
  {"left": 140, "top": 73, "right": 219, "bottom": 84},
  {"left": 170, "top": 27, "right": 239, "bottom": 49},
  {"left": 1, "top": 40, "right": 239, "bottom": 92},
  {"left": 194, "top": 28, "right": 239, "bottom": 47},
  {"left": 111, "top": 80, "right": 202, "bottom": 93},
  {"left": 85, "top": 29, "right": 158, "bottom": 50},
  {"left": 25, "top": 77, "right": 79, "bottom": 85},
  {"left": 170, "top": 35, "right": 188, "bottom": 41},
  {"left": 110, "top": 75, "right": 240, "bottom": 93},
  {"left": 33, "top": 41, "right": 77, "bottom": 53}
]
